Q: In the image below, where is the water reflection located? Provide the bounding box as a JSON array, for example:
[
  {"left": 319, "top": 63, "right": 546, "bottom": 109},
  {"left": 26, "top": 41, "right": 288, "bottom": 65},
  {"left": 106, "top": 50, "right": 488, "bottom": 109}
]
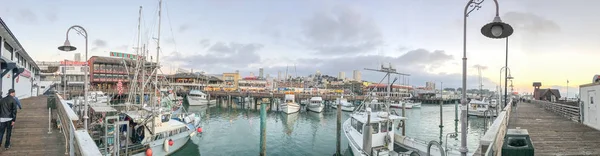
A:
[{"left": 172, "top": 100, "right": 486, "bottom": 156}]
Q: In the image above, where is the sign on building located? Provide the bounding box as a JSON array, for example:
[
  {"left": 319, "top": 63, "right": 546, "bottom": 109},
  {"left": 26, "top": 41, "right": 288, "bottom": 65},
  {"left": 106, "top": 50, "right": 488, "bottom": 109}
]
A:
[{"left": 110, "top": 52, "right": 140, "bottom": 60}]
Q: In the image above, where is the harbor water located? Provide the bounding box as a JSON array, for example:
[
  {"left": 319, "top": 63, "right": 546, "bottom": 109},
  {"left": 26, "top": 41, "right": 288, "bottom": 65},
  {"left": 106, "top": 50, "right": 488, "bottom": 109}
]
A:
[{"left": 172, "top": 100, "right": 488, "bottom": 156}]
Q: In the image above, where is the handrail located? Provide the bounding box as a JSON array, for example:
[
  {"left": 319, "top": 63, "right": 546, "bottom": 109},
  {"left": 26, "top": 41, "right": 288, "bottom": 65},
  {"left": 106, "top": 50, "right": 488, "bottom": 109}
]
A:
[
  {"left": 529, "top": 100, "right": 580, "bottom": 122},
  {"left": 54, "top": 93, "right": 102, "bottom": 156},
  {"left": 480, "top": 98, "right": 513, "bottom": 156},
  {"left": 428, "top": 140, "right": 445, "bottom": 156}
]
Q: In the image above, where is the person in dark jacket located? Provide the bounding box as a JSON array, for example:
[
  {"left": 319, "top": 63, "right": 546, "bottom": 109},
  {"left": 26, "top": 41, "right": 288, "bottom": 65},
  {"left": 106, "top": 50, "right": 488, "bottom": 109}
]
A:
[{"left": 0, "top": 89, "right": 17, "bottom": 150}]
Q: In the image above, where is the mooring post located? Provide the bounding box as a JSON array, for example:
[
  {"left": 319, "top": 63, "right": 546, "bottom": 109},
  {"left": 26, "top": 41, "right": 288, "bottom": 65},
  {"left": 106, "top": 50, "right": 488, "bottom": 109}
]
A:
[
  {"left": 439, "top": 99, "right": 444, "bottom": 144},
  {"left": 336, "top": 100, "right": 341, "bottom": 156},
  {"left": 260, "top": 98, "right": 267, "bottom": 156}
]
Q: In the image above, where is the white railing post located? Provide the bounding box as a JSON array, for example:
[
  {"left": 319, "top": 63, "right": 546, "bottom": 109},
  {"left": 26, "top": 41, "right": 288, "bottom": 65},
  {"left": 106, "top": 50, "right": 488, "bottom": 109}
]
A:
[
  {"left": 70, "top": 125, "right": 75, "bottom": 156},
  {"left": 48, "top": 107, "right": 52, "bottom": 134}
]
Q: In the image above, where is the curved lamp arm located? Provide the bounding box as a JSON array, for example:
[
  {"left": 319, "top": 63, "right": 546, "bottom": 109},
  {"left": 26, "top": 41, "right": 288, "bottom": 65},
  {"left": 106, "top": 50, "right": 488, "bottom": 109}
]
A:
[
  {"left": 464, "top": 0, "right": 500, "bottom": 17},
  {"left": 65, "top": 25, "right": 88, "bottom": 40}
]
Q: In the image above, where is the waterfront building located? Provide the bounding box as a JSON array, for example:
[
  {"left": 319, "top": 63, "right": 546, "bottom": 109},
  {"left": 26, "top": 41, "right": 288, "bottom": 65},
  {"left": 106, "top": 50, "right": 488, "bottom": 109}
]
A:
[
  {"left": 222, "top": 72, "right": 240, "bottom": 91},
  {"left": 0, "top": 18, "right": 40, "bottom": 98},
  {"left": 165, "top": 72, "right": 222, "bottom": 92},
  {"left": 238, "top": 76, "right": 267, "bottom": 92}
]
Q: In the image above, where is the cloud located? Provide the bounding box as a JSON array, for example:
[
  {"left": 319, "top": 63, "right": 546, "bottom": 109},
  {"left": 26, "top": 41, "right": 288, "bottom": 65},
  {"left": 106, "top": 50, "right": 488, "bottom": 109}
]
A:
[
  {"left": 93, "top": 39, "right": 108, "bottom": 47},
  {"left": 178, "top": 24, "right": 192, "bottom": 33},
  {"left": 164, "top": 41, "right": 264, "bottom": 71},
  {"left": 503, "top": 12, "right": 560, "bottom": 34},
  {"left": 502, "top": 12, "right": 561, "bottom": 54},
  {"left": 472, "top": 64, "right": 488, "bottom": 70},
  {"left": 199, "top": 39, "right": 211, "bottom": 48},
  {"left": 91, "top": 39, "right": 108, "bottom": 52},
  {"left": 15, "top": 9, "right": 37, "bottom": 24},
  {"left": 299, "top": 5, "right": 383, "bottom": 56},
  {"left": 258, "top": 48, "right": 490, "bottom": 88}
]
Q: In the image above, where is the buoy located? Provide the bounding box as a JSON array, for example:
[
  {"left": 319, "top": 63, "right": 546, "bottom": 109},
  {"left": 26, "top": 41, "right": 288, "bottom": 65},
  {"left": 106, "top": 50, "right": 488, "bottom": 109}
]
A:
[
  {"left": 145, "top": 148, "right": 152, "bottom": 156},
  {"left": 168, "top": 139, "right": 174, "bottom": 146},
  {"left": 197, "top": 127, "right": 203, "bottom": 133}
]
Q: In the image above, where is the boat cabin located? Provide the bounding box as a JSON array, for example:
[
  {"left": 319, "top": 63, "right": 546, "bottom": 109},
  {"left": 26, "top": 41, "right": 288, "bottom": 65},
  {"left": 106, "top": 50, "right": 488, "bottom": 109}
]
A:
[{"left": 347, "top": 107, "right": 406, "bottom": 155}]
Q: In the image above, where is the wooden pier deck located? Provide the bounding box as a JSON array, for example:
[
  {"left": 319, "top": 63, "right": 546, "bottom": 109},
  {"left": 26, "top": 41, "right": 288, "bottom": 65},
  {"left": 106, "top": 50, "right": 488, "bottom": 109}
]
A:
[
  {"left": 0, "top": 96, "right": 65, "bottom": 156},
  {"left": 509, "top": 102, "right": 600, "bottom": 155}
]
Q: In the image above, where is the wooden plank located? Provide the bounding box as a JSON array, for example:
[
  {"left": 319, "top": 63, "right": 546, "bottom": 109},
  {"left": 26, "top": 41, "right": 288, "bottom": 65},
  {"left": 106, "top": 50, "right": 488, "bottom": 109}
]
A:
[
  {"left": 509, "top": 102, "right": 600, "bottom": 155},
  {"left": 0, "top": 96, "right": 66, "bottom": 156}
]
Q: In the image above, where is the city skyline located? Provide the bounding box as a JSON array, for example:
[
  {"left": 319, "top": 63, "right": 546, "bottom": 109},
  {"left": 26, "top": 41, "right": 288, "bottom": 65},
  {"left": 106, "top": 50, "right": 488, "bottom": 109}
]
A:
[{"left": 3, "top": 0, "right": 599, "bottom": 97}]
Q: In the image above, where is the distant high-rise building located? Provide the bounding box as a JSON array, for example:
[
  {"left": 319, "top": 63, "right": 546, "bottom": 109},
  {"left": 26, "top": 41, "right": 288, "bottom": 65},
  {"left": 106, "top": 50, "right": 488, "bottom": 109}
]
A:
[
  {"left": 316, "top": 70, "right": 321, "bottom": 76},
  {"left": 74, "top": 53, "right": 81, "bottom": 61},
  {"left": 250, "top": 72, "right": 255, "bottom": 77},
  {"left": 426, "top": 82, "right": 436, "bottom": 90},
  {"left": 277, "top": 71, "right": 283, "bottom": 81},
  {"left": 266, "top": 74, "right": 270, "bottom": 79},
  {"left": 259, "top": 68, "right": 264, "bottom": 79},
  {"left": 338, "top": 72, "right": 346, "bottom": 80},
  {"left": 353, "top": 70, "right": 361, "bottom": 81}
]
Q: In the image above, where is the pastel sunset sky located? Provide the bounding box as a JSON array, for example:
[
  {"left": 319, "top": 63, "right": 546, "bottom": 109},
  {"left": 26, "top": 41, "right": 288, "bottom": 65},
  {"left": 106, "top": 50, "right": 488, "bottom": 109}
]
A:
[{"left": 2, "top": 0, "right": 599, "bottom": 97}]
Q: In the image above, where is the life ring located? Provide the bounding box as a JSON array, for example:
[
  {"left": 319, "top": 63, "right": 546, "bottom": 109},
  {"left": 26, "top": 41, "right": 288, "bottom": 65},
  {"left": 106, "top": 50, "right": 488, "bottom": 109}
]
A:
[{"left": 163, "top": 138, "right": 169, "bottom": 152}]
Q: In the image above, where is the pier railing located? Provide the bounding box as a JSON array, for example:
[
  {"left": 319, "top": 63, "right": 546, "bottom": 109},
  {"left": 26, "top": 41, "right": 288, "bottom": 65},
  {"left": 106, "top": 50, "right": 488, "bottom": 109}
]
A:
[
  {"left": 55, "top": 94, "right": 102, "bottom": 156},
  {"left": 480, "top": 99, "right": 513, "bottom": 156},
  {"left": 529, "top": 100, "right": 580, "bottom": 122}
]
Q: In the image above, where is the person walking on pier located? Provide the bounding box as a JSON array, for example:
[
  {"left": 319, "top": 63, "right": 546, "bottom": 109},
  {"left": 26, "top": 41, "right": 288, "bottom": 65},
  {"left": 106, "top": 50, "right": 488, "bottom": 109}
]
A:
[{"left": 0, "top": 89, "right": 18, "bottom": 150}]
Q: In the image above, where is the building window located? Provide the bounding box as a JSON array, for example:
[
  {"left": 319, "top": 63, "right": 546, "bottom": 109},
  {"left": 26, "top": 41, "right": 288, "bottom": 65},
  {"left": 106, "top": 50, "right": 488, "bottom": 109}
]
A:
[{"left": 3, "top": 42, "right": 13, "bottom": 59}]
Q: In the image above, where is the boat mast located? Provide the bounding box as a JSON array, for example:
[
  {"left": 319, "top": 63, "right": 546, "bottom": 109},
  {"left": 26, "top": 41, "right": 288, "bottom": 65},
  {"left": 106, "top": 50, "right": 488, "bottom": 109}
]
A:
[
  {"left": 152, "top": 0, "right": 163, "bottom": 134},
  {"left": 129, "top": 6, "right": 143, "bottom": 104}
]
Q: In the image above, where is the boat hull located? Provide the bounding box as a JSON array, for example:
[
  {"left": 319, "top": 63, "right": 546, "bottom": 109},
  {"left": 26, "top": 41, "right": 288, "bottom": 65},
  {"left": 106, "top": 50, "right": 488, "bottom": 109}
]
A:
[
  {"left": 280, "top": 103, "right": 301, "bottom": 114},
  {"left": 468, "top": 110, "right": 497, "bottom": 117},
  {"left": 307, "top": 104, "right": 324, "bottom": 113},
  {"left": 187, "top": 96, "right": 216, "bottom": 106},
  {"left": 132, "top": 130, "right": 193, "bottom": 156}
]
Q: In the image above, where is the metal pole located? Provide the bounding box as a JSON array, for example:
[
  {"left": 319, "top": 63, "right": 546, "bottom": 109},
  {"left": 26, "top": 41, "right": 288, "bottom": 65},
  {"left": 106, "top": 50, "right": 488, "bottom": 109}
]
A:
[
  {"left": 336, "top": 101, "right": 341, "bottom": 156},
  {"left": 460, "top": 1, "right": 472, "bottom": 155},
  {"left": 259, "top": 99, "right": 267, "bottom": 156},
  {"left": 48, "top": 107, "right": 52, "bottom": 134},
  {"left": 84, "top": 29, "right": 89, "bottom": 131},
  {"left": 504, "top": 37, "right": 508, "bottom": 109},
  {"left": 440, "top": 82, "right": 443, "bottom": 144}
]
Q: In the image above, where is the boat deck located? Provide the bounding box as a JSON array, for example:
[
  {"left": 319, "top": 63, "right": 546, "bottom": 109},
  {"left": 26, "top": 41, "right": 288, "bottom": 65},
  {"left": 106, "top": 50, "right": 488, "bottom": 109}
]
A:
[
  {"left": 509, "top": 102, "right": 600, "bottom": 155},
  {"left": 0, "top": 96, "right": 66, "bottom": 156}
]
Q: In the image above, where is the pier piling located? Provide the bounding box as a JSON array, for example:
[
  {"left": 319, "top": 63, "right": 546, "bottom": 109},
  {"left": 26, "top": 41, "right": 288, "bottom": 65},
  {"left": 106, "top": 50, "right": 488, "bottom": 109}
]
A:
[
  {"left": 335, "top": 101, "right": 341, "bottom": 156},
  {"left": 439, "top": 99, "right": 443, "bottom": 144},
  {"left": 259, "top": 98, "right": 267, "bottom": 156}
]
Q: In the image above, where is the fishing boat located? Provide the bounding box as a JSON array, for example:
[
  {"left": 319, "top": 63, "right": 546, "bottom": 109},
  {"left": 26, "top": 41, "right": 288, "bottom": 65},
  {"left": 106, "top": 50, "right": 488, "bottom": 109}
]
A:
[
  {"left": 280, "top": 91, "right": 301, "bottom": 114},
  {"left": 187, "top": 89, "right": 215, "bottom": 106},
  {"left": 467, "top": 98, "right": 496, "bottom": 117},
  {"left": 344, "top": 64, "right": 462, "bottom": 156},
  {"left": 307, "top": 96, "right": 325, "bottom": 113},
  {"left": 390, "top": 100, "right": 421, "bottom": 109},
  {"left": 332, "top": 97, "right": 355, "bottom": 112}
]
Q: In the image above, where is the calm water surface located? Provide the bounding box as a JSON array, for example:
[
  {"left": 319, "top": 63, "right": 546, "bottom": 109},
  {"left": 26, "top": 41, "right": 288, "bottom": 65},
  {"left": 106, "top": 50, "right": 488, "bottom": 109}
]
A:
[{"left": 172, "top": 101, "right": 487, "bottom": 156}]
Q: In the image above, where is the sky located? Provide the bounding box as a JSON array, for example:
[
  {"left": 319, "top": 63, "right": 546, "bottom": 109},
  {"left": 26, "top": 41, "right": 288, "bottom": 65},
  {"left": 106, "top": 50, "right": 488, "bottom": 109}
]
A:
[{"left": 2, "top": 0, "right": 600, "bottom": 98}]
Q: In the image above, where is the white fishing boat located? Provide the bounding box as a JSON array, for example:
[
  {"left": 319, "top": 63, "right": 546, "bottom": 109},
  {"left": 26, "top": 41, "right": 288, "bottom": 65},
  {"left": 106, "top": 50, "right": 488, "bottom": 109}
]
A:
[
  {"left": 332, "top": 97, "right": 355, "bottom": 112},
  {"left": 307, "top": 96, "right": 325, "bottom": 113},
  {"left": 390, "top": 100, "right": 421, "bottom": 109},
  {"left": 345, "top": 64, "right": 462, "bottom": 156},
  {"left": 467, "top": 98, "right": 496, "bottom": 117},
  {"left": 187, "top": 89, "right": 215, "bottom": 106},
  {"left": 280, "top": 91, "right": 301, "bottom": 114},
  {"left": 124, "top": 107, "right": 201, "bottom": 156}
]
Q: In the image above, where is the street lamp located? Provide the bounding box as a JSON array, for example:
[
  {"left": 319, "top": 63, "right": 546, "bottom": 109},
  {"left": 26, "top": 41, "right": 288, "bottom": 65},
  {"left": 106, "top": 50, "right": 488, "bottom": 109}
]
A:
[
  {"left": 58, "top": 25, "right": 89, "bottom": 130},
  {"left": 461, "top": 0, "right": 513, "bottom": 155},
  {"left": 499, "top": 67, "right": 511, "bottom": 108}
]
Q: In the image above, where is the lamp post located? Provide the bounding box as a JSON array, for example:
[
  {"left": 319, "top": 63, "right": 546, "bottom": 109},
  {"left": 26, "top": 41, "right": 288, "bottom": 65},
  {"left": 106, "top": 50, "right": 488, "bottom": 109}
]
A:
[
  {"left": 462, "top": 0, "right": 513, "bottom": 155},
  {"left": 499, "top": 67, "right": 511, "bottom": 108},
  {"left": 58, "top": 25, "right": 89, "bottom": 130}
]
